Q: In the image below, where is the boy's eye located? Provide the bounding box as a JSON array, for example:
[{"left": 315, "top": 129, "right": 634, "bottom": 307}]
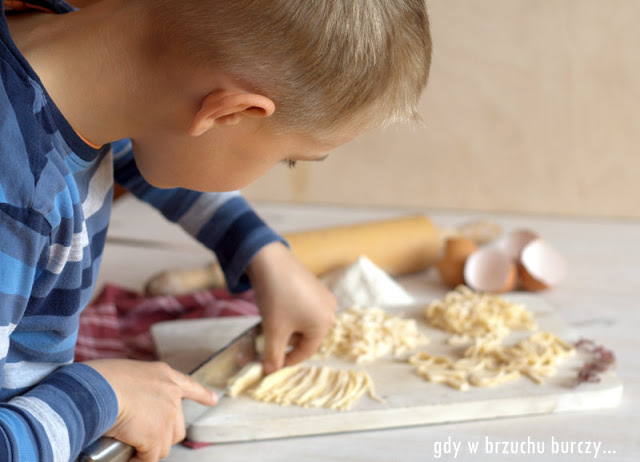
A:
[{"left": 282, "top": 159, "right": 297, "bottom": 169}]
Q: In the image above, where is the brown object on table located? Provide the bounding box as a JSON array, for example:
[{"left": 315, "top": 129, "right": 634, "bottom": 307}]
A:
[
  {"left": 145, "top": 216, "right": 502, "bottom": 296},
  {"left": 285, "top": 215, "right": 441, "bottom": 277},
  {"left": 145, "top": 262, "right": 226, "bottom": 296},
  {"left": 145, "top": 215, "right": 441, "bottom": 295},
  {"left": 435, "top": 237, "right": 478, "bottom": 288}
]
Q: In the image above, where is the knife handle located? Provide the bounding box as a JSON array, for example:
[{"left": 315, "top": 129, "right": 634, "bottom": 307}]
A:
[
  {"left": 77, "top": 397, "right": 214, "bottom": 462},
  {"left": 77, "top": 437, "right": 135, "bottom": 462}
]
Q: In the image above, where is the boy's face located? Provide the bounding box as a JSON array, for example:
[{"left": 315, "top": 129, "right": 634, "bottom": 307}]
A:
[{"left": 130, "top": 120, "right": 355, "bottom": 192}]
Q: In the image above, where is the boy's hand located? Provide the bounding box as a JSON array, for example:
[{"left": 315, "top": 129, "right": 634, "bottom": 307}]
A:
[
  {"left": 247, "top": 242, "right": 337, "bottom": 374},
  {"left": 85, "top": 359, "right": 217, "bottom": 462}
]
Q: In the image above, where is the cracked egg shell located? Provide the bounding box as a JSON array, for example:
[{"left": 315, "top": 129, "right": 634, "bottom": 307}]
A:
[
  {"left": 496, "top": 228, "right": 540, "bottom": 260},
  {"left": 464, "top": 247, "right": 517, "bottom": 293},
  {"left": 518, "top": 238, "right": 566, "bottom": 291}
]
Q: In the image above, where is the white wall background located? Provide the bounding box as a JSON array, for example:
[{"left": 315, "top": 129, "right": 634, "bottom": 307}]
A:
[{"left": 244, "top": 1, "right": 640, "bottom": 218}]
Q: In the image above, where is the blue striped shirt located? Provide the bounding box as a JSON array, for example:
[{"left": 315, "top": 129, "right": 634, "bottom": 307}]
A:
[{"left": 0, "top": 1, "right": 282, "bottom": 460}]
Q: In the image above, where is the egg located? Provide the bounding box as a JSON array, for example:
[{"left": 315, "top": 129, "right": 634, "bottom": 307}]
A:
[
  {"left": 436, "top": 237, "right": 477, "bottom": 288},
  {"left": 442, "top": 236, "right": 478, "bottom": 260},
  {"left": 436, "top": 226, "right": 566, "bottom": 294},
  {"left": 436, "top": 259, "right": 467, "bottom": 288},
  {"left": 463, "top": 247, "right": 517, "bottom": 293},
  {"left": 518, "top": 238, "right": 566, "bottom": 291},
  {"left": 496, "top": 228, "right": 539, "bottom": 260}
]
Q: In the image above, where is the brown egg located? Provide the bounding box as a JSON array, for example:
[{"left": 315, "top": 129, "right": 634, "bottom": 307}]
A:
[
  {"left": 518, "top": 238, "right": 566, "bottom": 291},
  {"left": 436, "top": 258, "right": 467, "bottom": 288},
  {"left": 436, "top": 237, "right": 478, "bottom": 288},
  {"left": 464, "top": 247, "right": 517, "bottom": 293},
  {"left": 443, "top": 236, "right": 478, "bottom": 260}
]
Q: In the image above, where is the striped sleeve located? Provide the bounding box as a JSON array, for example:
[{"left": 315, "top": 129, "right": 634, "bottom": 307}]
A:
[
  {"left": 112, "top": 139, "right": 285, "bottom": 292},
  {"left": 0, "top": 207, "right": 117, "bottom": 461},
  {"left": 1, "top": 364, "right": 117, "bottom": 462}
]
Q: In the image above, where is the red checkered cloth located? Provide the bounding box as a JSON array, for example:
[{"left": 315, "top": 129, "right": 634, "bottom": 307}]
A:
[{"left": 75, "top": 283, "right": 258, "bottom": 362}]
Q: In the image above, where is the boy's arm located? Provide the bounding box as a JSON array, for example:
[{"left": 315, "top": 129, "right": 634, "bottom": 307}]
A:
[
  {"left": 111, "top": 139, "right": 284, "bottom": 293},
  {"left": 0, "top": 205, "right": 213, "bottom": 461},
  {"left": 0, "top": 209, "right": 118, "bottom": 461},
  {"left": 112, "top": 140, "right": 337, "bottom": 370},
  {"left": 0, "top": 364, "right": 118, "bottom": 461}
]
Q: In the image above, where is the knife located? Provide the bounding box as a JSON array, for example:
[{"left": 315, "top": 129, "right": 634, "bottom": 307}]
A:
[{"left": 77, "top": 322, "right": 262, "bottom": 462}]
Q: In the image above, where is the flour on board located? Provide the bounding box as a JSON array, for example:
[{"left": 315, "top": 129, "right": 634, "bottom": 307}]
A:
[{"left": 322, "top": 256, "right": 414, "bottom": 308}]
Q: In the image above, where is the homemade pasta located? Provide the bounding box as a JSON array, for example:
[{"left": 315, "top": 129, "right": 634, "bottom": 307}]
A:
[
  {"left": 408, "top": 352, "right": 520, "bottom": 390},
  {"left": 493, "top": 331, "right": 575, "bottom": 384},
  {"left": 424, "top": 285, "right": 536, "bottom": 343},
  {"left": 318, "top": 306, "right": 428, "bottom": 363},
  {"left": 228, "top": 287, "right": 574, "bottom": 404},
  {"left": 409, "top": 332, "right": 574, "bottom": 390},
  {"left": 412, "top": 287, "right": 574, "bottom": 390},
  {"left": 227, "top": 362, "right": 384, "bottom": 411}
]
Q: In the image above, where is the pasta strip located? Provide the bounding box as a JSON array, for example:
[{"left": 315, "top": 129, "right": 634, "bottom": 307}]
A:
[{"left": 227, "top": 362, "right": 384, "bottom": 411}]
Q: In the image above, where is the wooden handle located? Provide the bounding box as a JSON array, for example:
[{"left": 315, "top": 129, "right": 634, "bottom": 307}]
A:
[
  {"left": 285, "top": 215, "right": 440, "bottom": 276},
  {"left": 145, "top": 262, "right": 224, "bottom": 296},
  {"left": 144, "top": 215, "right": 501, "bottom": 295}
]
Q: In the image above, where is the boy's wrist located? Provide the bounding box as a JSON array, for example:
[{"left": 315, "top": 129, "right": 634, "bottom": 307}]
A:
[{"left": 246, "top": 240, "right": 290, "bottom": 280}]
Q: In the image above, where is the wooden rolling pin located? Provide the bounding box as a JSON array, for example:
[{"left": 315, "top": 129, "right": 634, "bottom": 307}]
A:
[{"left": 145, "top": 215, "right": 501, "bottom": 295}]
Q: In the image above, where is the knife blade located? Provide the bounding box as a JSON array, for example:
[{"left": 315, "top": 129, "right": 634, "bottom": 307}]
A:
[{"left": 77, "top": 321, "right": 262, "bottom": 462}]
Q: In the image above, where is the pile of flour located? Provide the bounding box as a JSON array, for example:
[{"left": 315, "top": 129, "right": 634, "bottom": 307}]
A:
[{"left": 322, "top": 256, "right": 414, "bottom": 309}]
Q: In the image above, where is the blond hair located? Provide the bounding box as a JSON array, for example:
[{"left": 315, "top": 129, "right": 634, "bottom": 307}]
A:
[{"left": 151, "top": 0, "right": 431, "bottom": 137}]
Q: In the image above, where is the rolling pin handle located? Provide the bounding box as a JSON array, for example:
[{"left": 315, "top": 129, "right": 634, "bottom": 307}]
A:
[{"left": 77, "top": 437, "right": 135, "bottom": 462}]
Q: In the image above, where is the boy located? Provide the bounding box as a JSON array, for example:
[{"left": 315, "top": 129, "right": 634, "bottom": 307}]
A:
[{"left": 0, "top": 0, "right": 431, "bottom": 460}]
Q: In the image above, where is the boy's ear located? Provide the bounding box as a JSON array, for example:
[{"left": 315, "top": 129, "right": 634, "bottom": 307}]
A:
[{"left": 188, "top": 90, "right": 275, "bottom": 137}]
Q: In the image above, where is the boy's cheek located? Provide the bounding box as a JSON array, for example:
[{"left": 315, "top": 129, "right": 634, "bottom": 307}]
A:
[
  {"left": 129, "top": 125, "right": 290, "bottom": 191},
  {"left": 130, "top": 143, "right": 276, "bottom": 192}
]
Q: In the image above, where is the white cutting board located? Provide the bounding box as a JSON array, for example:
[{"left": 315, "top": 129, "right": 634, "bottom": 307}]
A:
[{"left": 151, "top": 295, "right": 622, "bottom": 443}]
